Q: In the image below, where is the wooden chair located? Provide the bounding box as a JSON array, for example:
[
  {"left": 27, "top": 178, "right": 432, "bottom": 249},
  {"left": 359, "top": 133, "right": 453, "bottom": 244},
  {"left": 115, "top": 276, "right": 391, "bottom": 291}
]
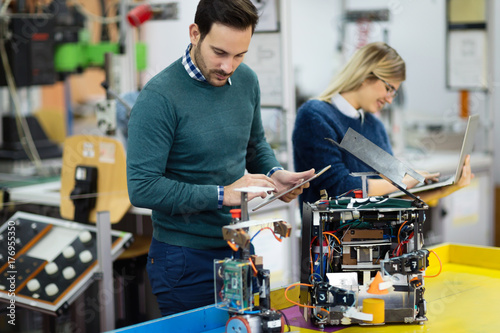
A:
[
  {"left": 60, "top": 134, "right": 130, "bottom": 223},
  {"left": 59, "top": 134, "right": 152, "bottom": 326}
]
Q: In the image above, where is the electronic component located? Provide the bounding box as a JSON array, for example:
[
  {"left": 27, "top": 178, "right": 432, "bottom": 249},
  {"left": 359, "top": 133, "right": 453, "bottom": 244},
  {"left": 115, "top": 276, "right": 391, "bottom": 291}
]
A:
[
  {"left": 299, "top": 197, "right": 430, "bottom": 327},
  {"left": 0, "top": 211, "right": 132, "bottom": 315},
  {"left": 312, "top": 282, "right": 355, "bottom": 307},
  {"left": 382, "top": 249, "right": 430, "bottom": 275},
  {"left": 0, "top": 16, "right": 56, "bottom": 87},
  {"left": 215, "top": 259, "right": 253, "bottom": 313},
  {"left": 217, "top": 205, "right": 290, "bottom": 332}
]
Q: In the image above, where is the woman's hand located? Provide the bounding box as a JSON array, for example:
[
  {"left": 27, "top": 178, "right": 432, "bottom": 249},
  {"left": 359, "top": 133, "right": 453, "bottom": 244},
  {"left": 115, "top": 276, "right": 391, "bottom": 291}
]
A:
[
  {"left": 455, "top": 154, "right": 474, "bottom": 189},
  {"left": 403, "top": 171, "right": 440, "bottom": 189}
]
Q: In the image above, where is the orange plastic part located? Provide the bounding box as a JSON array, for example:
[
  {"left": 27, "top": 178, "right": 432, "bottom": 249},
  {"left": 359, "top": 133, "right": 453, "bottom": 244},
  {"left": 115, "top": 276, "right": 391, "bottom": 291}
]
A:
[
  {"left": 367, "top": 271, "right": 389, "bottom": 295},
  {"left": 230, "top": 208, "right": 242, "bottom": 220}
]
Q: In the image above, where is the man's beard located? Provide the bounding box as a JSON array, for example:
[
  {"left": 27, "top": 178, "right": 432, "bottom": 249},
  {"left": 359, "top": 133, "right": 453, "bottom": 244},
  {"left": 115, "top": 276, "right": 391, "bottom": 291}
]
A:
[{"left": 193, "top": 45, "right": 232, "bottom": 87}]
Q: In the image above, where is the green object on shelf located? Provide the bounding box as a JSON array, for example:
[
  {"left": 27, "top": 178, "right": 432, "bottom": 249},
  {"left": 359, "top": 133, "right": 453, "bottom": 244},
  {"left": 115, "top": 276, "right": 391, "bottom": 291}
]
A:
[
  {"left": 86, "top": 42, "right": 120, "bottom": 66},
  {"left": 54, "top": 41, "right": 147, "bottom": 72},
  {"left": 54, "top": 43, "right": 84, "bottom": 72},
  {"left": 136, "top": 42, "right": 147, "bottom": 71}
]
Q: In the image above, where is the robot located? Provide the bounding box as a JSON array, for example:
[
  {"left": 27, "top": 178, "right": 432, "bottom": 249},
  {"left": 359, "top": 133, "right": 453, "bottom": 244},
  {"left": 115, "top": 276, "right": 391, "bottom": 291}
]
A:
[
  {"left": 298, "top": 196, "right": 430, "bottom": 327},
  {"left": 215, "top": 188, "right": 290, "bottom": 333},
  {"left": 296, "top": 128, "right": 439, "bottom": 328}
]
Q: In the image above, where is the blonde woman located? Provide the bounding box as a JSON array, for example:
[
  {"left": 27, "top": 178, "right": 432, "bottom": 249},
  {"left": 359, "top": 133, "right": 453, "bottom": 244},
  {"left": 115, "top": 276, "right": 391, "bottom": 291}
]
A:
[{"left": 292, "top": 42, "right": 473, "bottom": 205}]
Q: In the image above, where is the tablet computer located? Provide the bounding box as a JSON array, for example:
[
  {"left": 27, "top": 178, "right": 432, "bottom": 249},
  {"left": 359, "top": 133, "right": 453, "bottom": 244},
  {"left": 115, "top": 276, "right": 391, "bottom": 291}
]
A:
[{"left": 252, "top": 165, "right": 331, "bottom": 211}]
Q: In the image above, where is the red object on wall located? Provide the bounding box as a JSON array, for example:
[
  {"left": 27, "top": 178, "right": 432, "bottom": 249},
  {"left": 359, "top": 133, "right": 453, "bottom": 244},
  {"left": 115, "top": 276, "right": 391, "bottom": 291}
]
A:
[
  {"left": 460, "top": 90, "right": 469, "bottom": 119},
  {"left": 127, "top": 4, "right": 153, "bottom": 27}
]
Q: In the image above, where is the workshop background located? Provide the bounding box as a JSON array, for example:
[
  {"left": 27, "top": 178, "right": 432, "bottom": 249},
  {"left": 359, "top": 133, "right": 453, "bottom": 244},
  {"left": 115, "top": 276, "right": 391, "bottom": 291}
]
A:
[{"left": 0, "top": 0, "right": 499, "bottom": 332}]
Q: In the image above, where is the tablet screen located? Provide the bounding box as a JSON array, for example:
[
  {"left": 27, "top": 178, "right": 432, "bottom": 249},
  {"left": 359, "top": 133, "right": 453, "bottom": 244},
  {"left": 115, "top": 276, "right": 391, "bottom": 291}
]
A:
[{"left": 252, "top": 165, "right": 331, "bottom": 211}]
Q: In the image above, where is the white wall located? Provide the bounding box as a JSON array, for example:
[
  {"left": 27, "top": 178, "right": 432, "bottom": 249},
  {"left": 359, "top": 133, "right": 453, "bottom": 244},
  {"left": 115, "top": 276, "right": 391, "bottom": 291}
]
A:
[
  {"left": 141, "top": 0, "right": 198, "bottom": 83},
  {"left": 290, "top": 0, "right": 343, "bottom": 99},
  {"left": 386, "top": 0, "right": 455, "bottom": 118}
]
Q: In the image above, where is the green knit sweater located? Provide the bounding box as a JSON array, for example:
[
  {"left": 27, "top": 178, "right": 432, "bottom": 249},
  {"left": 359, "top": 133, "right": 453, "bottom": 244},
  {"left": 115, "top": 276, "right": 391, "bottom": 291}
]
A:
[{"left": 126, "top": 58, "right": 280, "bottom": 249}]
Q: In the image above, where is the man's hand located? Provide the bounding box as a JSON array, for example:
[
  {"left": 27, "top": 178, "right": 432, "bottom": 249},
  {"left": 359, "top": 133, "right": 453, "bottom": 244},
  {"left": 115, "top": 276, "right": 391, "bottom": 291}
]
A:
[
  {"left": 223, "top": 174, "right": 276, "bottom": 206},
  {"left": 271, "top": 169, "right": 316, "bottom": 202}
]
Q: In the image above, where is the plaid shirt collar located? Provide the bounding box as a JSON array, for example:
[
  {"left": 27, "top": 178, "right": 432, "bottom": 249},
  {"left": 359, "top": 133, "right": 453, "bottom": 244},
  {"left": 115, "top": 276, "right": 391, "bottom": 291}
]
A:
[{"left": 181, "top": 44, "right": 232, "bottom": 85}]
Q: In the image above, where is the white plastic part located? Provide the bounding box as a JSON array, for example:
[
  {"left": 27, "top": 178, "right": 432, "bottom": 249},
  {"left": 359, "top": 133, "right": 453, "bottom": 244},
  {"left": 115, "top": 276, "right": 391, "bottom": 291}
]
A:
[
  {"left": 79, "top": 250, "right": 93, "bottom": 263},
  {"left": 45, "top": 283, "right": 59, "bottom": 296},
  {"left": 63, "top": 245, "right": 76, "bottom": 259},
  {"left": 63, "top": 266, "right": 76, "bottom": 280},
  {"left": 379, "top": 281, "right": 393, "bottom": 290},
  {"left": 45, "top": 262, "right": 58, "bottom": 275},
  {"left": 79, "top": 230, "right": 93, "bottom": 244},
  {"left": 344, "top": 307, "right": 374, "bottom": 322},
  {"left": 27, "top": 279, "right": 41, "bottom": 292}
]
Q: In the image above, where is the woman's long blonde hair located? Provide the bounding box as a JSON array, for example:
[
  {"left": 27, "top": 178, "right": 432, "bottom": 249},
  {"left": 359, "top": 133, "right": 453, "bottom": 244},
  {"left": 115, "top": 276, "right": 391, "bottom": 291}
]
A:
[{"left": 317, "top": 42, "right": 406, "bottom": 102}]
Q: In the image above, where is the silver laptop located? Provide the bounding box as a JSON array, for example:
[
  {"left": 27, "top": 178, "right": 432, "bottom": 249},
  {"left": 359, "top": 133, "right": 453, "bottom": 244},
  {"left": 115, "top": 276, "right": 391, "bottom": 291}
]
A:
[{"left": 390, "top": 114, "right": 479, "bottom": 197}]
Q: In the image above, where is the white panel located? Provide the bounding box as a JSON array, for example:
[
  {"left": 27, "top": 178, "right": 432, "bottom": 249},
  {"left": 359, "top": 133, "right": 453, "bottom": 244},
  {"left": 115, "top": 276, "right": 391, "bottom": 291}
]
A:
[
  {"left": 27, "top": 226, "right": 79, "bottom": 262},
  {"left": 142, "top": 0, "right": 199, "bottom": 84}
]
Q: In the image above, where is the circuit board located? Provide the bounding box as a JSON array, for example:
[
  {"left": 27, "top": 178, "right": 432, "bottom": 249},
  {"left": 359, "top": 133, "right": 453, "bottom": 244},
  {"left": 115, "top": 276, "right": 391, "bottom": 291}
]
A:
[{"left": 214, "top": 259, "right": 253, "bottom": 313}]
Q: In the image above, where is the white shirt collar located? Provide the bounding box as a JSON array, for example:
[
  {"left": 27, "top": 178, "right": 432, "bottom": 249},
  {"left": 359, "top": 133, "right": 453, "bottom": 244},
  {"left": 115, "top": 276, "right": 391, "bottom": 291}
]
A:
[{"left": 331, "top": 93, "right": 364, "bottom": 123}]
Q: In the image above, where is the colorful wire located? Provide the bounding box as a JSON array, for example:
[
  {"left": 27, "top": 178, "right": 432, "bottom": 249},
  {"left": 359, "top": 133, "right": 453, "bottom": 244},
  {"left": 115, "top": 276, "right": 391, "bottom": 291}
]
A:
[
  {"left": 424, "top": 250, "right": 442, "bottom": 278},
  {"left": 284, "top": 283, "right": 315, "bottom": 309}
]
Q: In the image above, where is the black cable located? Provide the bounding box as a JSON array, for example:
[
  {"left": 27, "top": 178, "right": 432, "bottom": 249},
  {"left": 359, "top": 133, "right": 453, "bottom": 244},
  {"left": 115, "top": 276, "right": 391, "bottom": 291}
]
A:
[
  {"left": 100, "top": 0, "right": 110, "bottom": 41},
  {"left": 277, "top": 309, "right": 291, "bottom": 332}
]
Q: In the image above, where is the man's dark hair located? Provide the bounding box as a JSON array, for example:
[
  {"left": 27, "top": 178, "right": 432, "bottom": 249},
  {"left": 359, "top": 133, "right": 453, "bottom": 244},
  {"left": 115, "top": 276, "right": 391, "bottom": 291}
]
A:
[{"left": 195, "top": 0, "right": 259, "bottom": 40}]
